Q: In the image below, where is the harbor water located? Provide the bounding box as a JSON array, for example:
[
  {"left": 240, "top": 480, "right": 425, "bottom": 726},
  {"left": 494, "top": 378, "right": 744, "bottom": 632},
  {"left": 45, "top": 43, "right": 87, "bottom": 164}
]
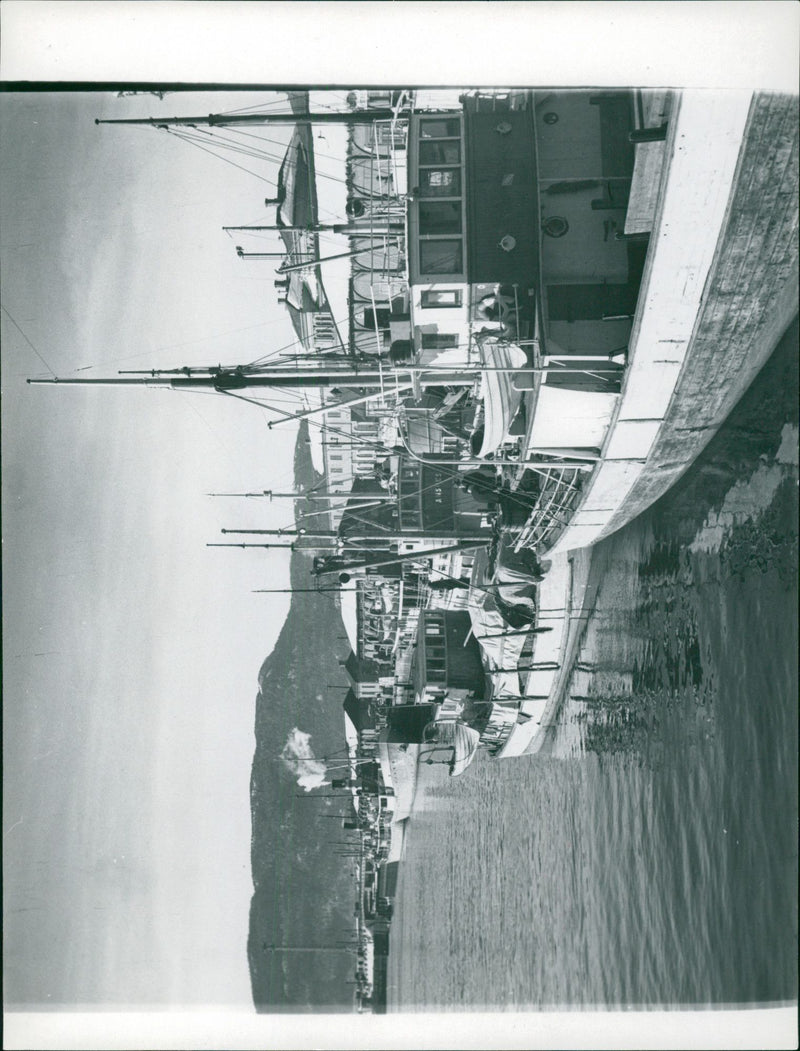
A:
[{"left": 387, "top": 320, "right": 798, "bottom": 1010}]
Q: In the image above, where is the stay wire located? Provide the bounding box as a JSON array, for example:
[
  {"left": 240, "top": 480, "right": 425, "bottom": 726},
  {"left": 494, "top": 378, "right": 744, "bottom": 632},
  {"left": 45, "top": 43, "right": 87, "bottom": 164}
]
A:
[
  {"left": 178, "top": 126, "right": 288, "bottom": 168},
  {"left": 166, "top": 128, "right": 275, "bottom": 185},
  {"left": 2, "top": 305, "right": 56, "bottom": 376},
  {"left": 218, "top": 126, "right": 351, "bottom": 184}
]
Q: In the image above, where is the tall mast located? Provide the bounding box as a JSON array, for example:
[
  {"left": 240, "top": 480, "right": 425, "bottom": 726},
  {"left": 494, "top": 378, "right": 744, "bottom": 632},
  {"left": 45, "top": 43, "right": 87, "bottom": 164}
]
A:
[
  {"left": 27, "top": 364, "right": 477, "bottom": 391},
  {"left": 95, "top": 109, "right": 406, "bottom": 128},
  {"left": 219, "top": 528, "right": 488, "bottom": 542},
  {"left": 271, "top": 244, "right": 402, "bottom": 273},
  {"left": 312, "top": 541, "right": 486, "bottom": 577},
  {"left": 234, "top": 222, "right": 402, "bottom": 238},
  {"left": 28, "top": 361, "right": 616, "bottom": 392},
  {"left": 207, "top": 490, "right": 396, "bottom": 501}
]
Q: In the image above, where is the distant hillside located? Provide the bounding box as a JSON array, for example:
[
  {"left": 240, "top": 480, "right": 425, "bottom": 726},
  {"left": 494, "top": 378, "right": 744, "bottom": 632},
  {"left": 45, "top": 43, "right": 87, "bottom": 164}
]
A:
[{"left": 248, "top": 423, "right": 356, "bottom": 1011}]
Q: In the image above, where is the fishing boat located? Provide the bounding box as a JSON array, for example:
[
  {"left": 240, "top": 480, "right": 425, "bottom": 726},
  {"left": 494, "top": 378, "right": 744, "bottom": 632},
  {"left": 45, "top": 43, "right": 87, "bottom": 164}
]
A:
[{"left": 30, "top": 87, "right": 799, "bottom": 767}]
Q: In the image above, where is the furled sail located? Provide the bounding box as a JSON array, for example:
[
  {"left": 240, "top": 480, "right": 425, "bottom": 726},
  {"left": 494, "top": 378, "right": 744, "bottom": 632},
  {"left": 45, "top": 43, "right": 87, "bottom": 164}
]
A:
[{"left": 475, "top": 339, "right": 527, "bottom": 457}]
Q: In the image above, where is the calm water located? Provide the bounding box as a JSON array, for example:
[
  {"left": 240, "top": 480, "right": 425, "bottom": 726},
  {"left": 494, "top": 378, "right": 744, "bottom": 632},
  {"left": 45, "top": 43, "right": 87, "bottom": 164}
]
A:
[{"left": 388, "top": 322, "right": 798, "bottom": 1010}]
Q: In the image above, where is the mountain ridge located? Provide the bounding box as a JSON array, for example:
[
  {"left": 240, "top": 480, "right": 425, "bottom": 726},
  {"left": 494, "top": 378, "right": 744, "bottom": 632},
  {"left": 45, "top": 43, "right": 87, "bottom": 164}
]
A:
[{"left": 247, "top": 423, "right": 356, "bottom": 1011}]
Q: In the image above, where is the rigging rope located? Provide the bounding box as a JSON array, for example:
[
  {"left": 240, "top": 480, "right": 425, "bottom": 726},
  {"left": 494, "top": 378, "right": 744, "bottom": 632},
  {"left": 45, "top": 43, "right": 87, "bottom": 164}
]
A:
[
  {"left": 176, "top": 126, "right": 288, "bottom": 166},
  {"left": 219, "top": 126, "right": 352, "bottom": 181},
  {"left": 219, "top": 96, "right": 304, "bottom": 115},
  {"left": 175, "top": 124, "right": 351, "bottom": 193},
  {"left": 1, "top": 305, "right": 56, "bottom": 376},
  {"left": 166, "top": 128, "right": 275, "bottom": 185}
]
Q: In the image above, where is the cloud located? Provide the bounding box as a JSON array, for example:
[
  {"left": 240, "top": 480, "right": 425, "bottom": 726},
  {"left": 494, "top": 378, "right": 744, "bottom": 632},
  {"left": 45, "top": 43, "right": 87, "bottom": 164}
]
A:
[{"left": 280, "top": 728, "right": 329, "bottom": 792}]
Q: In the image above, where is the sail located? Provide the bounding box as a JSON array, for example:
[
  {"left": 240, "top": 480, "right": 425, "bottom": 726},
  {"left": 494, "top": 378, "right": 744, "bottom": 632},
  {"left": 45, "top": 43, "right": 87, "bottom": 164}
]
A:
[
  {"left": 475, "top": 339, "right": 527, "bottom": 457},
  {"left": 421, "top": 719, "right": 481, "bottom": 776},
  {"left": 425, "top": 720, "right": 481, "bottom": 777},
  {"left": 526, "top": 384, "right": 617, "bottom": 449},
  {"left": 275, "top": 114, "right": 349, "bottom": 354},
  {"left": 466, "top": 548, "right": 537, "bottom": 696},
  {"left": 467, "top": 601, "right": 526, "bottom": 685}
]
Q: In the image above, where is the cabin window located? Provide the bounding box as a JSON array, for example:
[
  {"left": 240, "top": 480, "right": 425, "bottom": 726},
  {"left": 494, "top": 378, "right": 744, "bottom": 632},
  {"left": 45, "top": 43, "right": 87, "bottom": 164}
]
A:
[
  {"left": 419, "top": 201, "right": 462, "bottom": 235},
  {"left": 419, "top": 118, "right": 460, "bottom": 139},
  {"left": 421, "top": 333, "right": 459, "bottom": 350},
  {"left": 420, "top": 289, "right": 463, "bottom": 309},
  {"left": 419, "top": 168, "right": 461, "bottom": 198},
  {"left": 414, "top": 114, "right": 465, "bottom": 279},
  {"left": 420, "top": 239, "right": 463, "bottom": 275},
  {"left": 419, "top": 139, "right": 461, "bottom": 165}
]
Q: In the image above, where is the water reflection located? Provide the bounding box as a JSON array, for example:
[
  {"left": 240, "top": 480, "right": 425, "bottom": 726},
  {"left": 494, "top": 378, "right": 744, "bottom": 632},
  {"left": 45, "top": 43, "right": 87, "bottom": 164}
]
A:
[{"left": 552, "top": 387, "right": 798, "bottom": 769}]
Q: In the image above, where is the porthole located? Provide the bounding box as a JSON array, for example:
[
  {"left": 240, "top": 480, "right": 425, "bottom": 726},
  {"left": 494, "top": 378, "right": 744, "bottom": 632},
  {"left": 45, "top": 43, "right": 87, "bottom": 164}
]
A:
[
  {"left": 543, "top": 112, "right": 559, "bottom": 125},
  {"left": 543, "top": 216, "right": 569, "bottom": 238}
]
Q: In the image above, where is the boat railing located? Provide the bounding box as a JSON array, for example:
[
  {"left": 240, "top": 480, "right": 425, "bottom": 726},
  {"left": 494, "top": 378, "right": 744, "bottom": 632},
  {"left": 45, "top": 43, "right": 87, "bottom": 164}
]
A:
[
  {"left": 512, "top": 466, "right": 585, "bottom": 552},
  {"left": 479, "top": 702, "right": 518, "bottom": 755}
]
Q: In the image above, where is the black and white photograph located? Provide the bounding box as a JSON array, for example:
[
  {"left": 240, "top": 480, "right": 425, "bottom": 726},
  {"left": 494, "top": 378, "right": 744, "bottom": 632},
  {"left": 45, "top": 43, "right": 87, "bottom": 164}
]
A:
[{"left": 2, "top": 4, "right": 798, "bottom": 1049}]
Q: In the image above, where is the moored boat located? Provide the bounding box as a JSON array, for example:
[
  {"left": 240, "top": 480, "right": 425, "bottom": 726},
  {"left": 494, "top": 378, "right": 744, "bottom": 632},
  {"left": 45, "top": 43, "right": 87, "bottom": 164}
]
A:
[{"left": 30, "top": 86, "right": 799, "bottom": 767}]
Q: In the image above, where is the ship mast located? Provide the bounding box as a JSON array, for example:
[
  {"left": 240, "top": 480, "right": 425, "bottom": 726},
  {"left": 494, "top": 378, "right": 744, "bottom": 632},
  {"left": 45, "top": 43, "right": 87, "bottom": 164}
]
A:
[
  {"left": 26, "top": 366, "right": 469, "bottom": 393},
  {"left": 95, "top": 92, "right": 459, "bottom": 131},
  {"left": 95, "top": 109, "right": 405, "bottom": 128},
  {"left": 28, "top": 361, "right": 620, "bottom": 391},
  {"left": 38, "top": 98, "right": 571, "bottom": 591}
]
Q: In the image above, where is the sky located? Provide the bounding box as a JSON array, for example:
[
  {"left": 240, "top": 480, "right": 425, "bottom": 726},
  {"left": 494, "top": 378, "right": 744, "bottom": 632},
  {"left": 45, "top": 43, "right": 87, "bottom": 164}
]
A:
[{"left": 0, "top": 89, "right": 351, "bottom": 1006}]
